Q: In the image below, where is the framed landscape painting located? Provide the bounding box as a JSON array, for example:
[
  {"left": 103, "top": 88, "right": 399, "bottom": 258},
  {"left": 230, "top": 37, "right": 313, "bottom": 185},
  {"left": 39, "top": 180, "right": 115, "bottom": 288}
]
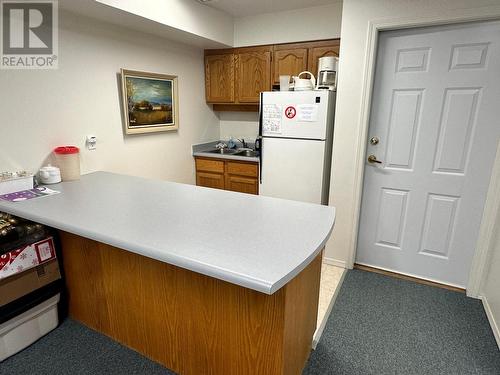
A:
[{"left": 121, "top": 69, "right": 179, "bottom": 134}]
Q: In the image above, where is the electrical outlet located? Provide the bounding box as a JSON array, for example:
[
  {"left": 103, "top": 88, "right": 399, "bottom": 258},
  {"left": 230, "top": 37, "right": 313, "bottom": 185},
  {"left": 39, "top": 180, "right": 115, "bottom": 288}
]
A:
[{"left": 86, "top": 135, "right": 97, "bottom": 150}]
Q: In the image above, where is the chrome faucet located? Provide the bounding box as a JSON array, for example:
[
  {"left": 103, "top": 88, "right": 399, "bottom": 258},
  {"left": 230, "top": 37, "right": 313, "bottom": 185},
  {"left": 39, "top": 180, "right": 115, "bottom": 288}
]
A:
[
  {"left": 215, "top": 142, "right": 227, "bottom": 150},
  {"left": 236, "top": 138, "right": 248, "bottom": 148}
]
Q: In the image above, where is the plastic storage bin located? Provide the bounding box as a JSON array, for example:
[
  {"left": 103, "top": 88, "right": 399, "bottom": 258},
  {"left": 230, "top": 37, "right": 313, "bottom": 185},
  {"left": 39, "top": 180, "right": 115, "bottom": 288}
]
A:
[
  {"left": 53, "top": 146, "right": 80, "bottom": 181},
  {"left": 0, "top": 213, "right": 63, "bottom": 362},
  {"left": 0, "top": 293, "right": 60, "bottom": 361}
]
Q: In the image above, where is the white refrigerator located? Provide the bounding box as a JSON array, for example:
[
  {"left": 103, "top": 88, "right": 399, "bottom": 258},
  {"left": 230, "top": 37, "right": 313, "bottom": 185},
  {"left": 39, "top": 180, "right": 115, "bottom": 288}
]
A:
[{"left": 257, "top": 90, "right": 336, "bottom": 205}]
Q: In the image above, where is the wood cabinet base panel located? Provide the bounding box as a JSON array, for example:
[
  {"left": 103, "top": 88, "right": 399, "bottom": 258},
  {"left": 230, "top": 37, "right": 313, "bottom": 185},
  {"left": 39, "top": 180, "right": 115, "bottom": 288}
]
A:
[
  {"left": 60, "top": 231, "right": 321, "bottom": 375},
  {"left": 212, "top": 104, "right": 259, "bottom": 112}
]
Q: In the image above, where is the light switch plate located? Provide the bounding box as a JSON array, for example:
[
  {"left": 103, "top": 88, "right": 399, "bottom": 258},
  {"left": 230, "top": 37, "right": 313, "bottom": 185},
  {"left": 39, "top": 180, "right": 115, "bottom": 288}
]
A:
[{"left": 86, "top": 135, "right": 97, "bottom": 150}]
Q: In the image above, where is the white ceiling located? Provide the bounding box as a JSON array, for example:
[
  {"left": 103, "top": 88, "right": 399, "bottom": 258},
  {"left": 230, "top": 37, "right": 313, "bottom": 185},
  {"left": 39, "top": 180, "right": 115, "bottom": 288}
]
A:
[{"left": 199, "top": 0, "right": 341, "bottom": 18}]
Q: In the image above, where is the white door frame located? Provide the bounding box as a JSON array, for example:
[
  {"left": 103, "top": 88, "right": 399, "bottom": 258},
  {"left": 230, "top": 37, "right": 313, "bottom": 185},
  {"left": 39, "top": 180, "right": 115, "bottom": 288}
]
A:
[{"left": 347, "top": 13, "right": 500, "bottom": 298}]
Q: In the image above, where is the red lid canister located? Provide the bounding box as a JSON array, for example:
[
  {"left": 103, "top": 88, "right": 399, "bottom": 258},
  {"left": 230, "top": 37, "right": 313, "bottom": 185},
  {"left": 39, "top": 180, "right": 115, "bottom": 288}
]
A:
[{"left": 54, "top": 146, "right": 79, "bottom": 154}]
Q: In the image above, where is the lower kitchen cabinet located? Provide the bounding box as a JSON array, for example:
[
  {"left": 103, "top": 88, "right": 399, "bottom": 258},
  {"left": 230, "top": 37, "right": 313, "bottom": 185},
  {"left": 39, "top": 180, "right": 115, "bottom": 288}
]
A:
[
  {"left": 196, "top": 171, "right": 225, "bottom": 190},
  {"left": 195, "top": 157, "right": 259, "bottom": 195},
  {"left": 225, "top": 175, "right": 259, "bottom": 195}
]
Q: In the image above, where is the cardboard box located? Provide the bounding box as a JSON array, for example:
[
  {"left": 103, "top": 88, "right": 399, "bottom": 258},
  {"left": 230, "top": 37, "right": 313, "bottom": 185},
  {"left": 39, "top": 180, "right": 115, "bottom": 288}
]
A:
[
  {"left": 0, "top": 237, "right": 56, "bottom": 280},
  {"left": 0, "top": 259, "right": 61, "bottom": 307}
]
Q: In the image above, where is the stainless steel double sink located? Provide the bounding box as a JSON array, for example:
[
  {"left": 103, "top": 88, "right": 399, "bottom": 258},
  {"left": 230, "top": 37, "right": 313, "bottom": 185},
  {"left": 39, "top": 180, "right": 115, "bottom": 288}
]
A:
[{"left": 208, "top": 148, "right": 258, "bottom": 158}]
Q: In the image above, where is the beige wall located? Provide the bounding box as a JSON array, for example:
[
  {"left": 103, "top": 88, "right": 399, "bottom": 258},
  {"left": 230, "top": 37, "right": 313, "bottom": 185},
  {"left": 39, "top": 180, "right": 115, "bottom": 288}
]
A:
[
  {"left": 0, "top": 10, "right": 220, "bottom": 184},
  {"left": 326, "top": 0, "right": 500, "bottom": 265},
  {"left": 481, "top": 215, "right": 500, "bottom": 348},
  {"left": 480, "top": 141, "right": 500, "bottom": 347},
  {"left": 219, "top": 112, "right": 259, "bottom": 142},
  {"left": 234, "top": 2, "right": 343, "bottom": 47}
]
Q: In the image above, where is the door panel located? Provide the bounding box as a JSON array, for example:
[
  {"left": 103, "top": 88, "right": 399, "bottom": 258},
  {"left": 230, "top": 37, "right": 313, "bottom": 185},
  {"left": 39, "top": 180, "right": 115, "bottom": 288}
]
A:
[
  {"left": 196, "top": 172, "right": 225, "bottom": 190},
  {"left": 226, "top": 175, "right": 258, "bottom": 195},
  {"left": 419, "top": 194, "right": 459, "bottom": 259},
  {"left": 433, "top": 88, "right": 480, "bottom": 174},
  {"left": 385, "top": 89, "right": 423, "bottom": 170},
  {"left": 236, "top": 51, "right": 271, "bottom": 103},
  {"left": 375, "top": 188, "right": 409, "bottom": 249},
  {"left": 272, "top": 48, "right": 308, "bottom": 84},
  {"left": 356, "top": 21, "right": 500, "bottom": 287},
  {"left": 205, "top": 54, "right": 234, "bottom": 103}
]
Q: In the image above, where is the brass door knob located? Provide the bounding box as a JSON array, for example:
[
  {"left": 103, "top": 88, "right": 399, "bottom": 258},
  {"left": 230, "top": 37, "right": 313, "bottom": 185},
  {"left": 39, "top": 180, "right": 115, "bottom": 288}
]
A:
[{"left": 367, "top": 154, "right": 382, "bottom": 164}]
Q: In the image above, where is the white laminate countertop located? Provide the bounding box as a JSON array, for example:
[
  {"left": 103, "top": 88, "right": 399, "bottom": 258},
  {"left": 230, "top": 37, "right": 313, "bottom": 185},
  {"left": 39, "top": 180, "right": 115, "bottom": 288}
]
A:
[{"left": 0, "top": 172, "right": 335, "bottom": 294}]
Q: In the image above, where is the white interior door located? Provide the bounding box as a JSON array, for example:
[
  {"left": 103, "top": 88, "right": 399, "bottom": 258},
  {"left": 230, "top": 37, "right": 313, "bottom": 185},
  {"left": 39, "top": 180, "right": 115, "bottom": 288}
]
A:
[{"left": 356, "top": 21, "right": 500, "bottom": 287}]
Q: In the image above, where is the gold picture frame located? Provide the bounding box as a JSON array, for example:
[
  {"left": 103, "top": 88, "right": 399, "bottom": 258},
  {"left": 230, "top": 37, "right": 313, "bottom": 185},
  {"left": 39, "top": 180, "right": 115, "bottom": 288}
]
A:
[{"left": 120, "top": 69, "right": 179, "bottom": 134}]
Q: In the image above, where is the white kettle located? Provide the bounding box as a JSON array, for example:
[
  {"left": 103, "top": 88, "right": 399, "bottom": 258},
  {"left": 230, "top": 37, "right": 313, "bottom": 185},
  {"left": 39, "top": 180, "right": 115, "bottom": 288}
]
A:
[
  {"left": 38, "top": 165, "right": 62, "bottom": 184},
  {"left": 291, "top": 71, "right": 316, "bottom": 91}
]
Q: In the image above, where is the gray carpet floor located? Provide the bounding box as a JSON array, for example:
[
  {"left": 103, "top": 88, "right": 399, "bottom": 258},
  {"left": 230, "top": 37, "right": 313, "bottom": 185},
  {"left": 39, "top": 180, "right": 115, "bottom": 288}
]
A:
[
  {"left": 1, "top": 319, "right": 175, "bottom": 375},
  {"left": 2, "top": 269, "right": 499, "bottom": 374},
  {"left": 304, "top": 269, "right": 500, "bottom": 375}
]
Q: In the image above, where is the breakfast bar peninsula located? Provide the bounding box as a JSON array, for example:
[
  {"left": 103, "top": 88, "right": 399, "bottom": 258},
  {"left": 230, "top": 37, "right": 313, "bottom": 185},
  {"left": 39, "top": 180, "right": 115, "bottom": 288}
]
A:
[{"left": 0, "top": 172, "right": 335, "bottom": 375}]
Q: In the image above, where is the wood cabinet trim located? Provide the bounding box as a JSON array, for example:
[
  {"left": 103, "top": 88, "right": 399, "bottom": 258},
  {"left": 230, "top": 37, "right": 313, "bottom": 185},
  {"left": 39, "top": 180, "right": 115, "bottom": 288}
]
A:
[
  {"left": 195, "top": 156, "right": 257, "bottom": 164},
  {"left": 235, "top": 45, "right": 273, "bottom": 54},
  {"left": 204, "top": 48, "right": 235, "bottom": 56},
  {"left": 212, "top": 104, "right": 259, "bottom": 112}
]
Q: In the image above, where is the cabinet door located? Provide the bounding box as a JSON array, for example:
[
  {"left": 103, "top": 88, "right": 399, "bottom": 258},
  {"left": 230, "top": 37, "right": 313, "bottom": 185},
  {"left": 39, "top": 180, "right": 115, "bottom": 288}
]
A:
[
  {"left": 196, "top": 172, "right": 225, "bottom": 190},
  {"left": 308, "top": 43, "right": 340, "bottom": 78},
  {"left": 226, "top": 161, "right": 258, "bottom": 178},
  {"left": 205, "top": 54, "right": 235, "bottom": 103},
  {"left": 225, "top": 175, "right": 259, "bottom": 195},
  {"left": 236, "top": 51, "right": 271, "bottom": 103},
  {"left": 196, "top": 158, "right": 225, "bottom": 174},
  {"left": 272, "top": 48, "right": 308, "bottom": 85}
]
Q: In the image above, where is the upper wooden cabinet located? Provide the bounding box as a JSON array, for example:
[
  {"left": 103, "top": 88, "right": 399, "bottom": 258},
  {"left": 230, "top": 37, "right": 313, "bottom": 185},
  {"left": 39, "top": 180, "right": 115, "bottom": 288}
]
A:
[
  {"left": 204, "top": 39, "right": 340, "bottom": 110},
  {"left": 205, "top": 47, "right": 271, "bottom": 106},
  {"left": 205, "top": 53, "right": 235, "bottom": 103},
  {"left": 272, "top": 45, "right": 308, "bottom": 85},
  {"left": 236, "top": 48, "right": 272, "bottom": 103}
]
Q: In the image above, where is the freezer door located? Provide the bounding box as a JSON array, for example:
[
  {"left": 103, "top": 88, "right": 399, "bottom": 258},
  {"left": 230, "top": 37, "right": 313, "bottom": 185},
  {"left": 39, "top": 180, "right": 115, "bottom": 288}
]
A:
[
  {"left": 260, "top": 137, "right": 326, "bottom": 204},
  {"left": 261, "top": 91, "right": 331, "bottom": 140}
]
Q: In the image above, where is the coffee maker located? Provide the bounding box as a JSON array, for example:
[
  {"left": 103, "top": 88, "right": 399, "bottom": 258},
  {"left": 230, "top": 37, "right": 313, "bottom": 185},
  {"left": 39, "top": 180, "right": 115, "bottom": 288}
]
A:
[{"left": 316, "top": 56, "right": 338, "bottom": 90}]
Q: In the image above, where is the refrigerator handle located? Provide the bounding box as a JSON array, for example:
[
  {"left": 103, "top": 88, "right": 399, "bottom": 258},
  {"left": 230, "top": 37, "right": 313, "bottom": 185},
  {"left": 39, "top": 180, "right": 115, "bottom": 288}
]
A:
[
  {"left": 258, "top": 92, "right": 264, "bottom": 183},
  {"left": 256, "top": 137, "right": 263, "bottom": 183},
  {"left": 258, "top": 92, "right": 264, "bottom": 137}
]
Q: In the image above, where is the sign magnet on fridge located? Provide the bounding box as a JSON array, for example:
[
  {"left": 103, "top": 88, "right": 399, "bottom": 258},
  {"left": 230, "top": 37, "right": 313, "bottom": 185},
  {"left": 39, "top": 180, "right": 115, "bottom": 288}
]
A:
[{"left": 284, "top": 106, "right": 296, "bottom": 119}]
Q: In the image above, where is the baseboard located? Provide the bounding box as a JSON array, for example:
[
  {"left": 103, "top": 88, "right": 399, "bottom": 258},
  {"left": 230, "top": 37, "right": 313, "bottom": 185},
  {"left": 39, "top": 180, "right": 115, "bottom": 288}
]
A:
[
  {"left": 354, "top": 263, "right": 466, "bottom": 294},
  {"left": 323, "top": 257, "right": 346, "bottom": 268},
  {"left": 481, "top": 295, "right": 500, "bottom": 350},
  {"left": 312, "top": 268, "right": 346, "bottom": 349}
]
